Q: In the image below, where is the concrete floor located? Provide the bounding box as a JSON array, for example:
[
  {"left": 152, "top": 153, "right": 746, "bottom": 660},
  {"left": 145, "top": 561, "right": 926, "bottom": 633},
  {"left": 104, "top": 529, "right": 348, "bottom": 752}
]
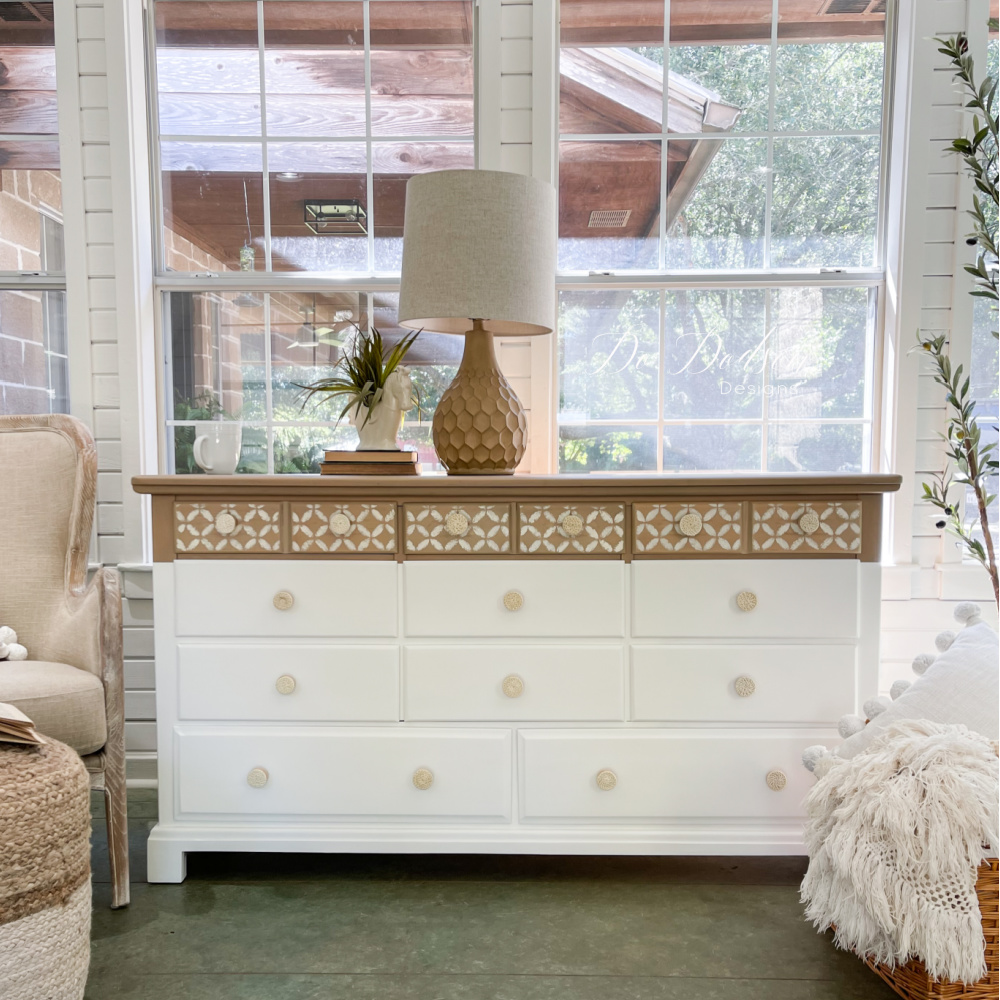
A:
[{"left": 87, "top": 790, "right": 898, "bottom": 999}]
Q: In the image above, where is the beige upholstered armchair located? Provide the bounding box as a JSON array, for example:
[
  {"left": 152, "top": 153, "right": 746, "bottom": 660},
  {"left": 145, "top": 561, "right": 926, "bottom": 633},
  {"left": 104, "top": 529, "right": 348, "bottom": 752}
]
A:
[{"left": 0, "top": 414, "right": 129, "bottom": 908}]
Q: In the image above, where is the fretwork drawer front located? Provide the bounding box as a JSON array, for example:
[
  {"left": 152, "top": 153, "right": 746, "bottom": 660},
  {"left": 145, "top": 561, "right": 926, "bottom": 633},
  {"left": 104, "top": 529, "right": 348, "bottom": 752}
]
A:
[
  {"left": 517, "top": 503, "right": 625, "bottom": 554},
  {"left": 751, "top": 501, "right": 862, "bottom": 555},
  {"left": 175, "top": 502, "right": 282, "bottom": 554},
  {"left": 174, "top": 560, "right": 398, "bottom": 638},
  {"left": 404, "top": 503, "right": 512, "bottom": 554},
  {"left": 630, "top": 645, "right": 856, "bottom": 724},
  {"left": 290, "top": 502, "right": 396, "bottom": 553},
  {"left": 403, "top": 561, "right": 625, "bottom": 638},
  {"left": 633, "top": 502, "right": 743, "bottom": 555},
  {"left": 177, "top": 728, "right": 512, "bottom": 820},
  {"left": 519, "top": 730, "right": 819, "bottom": 820},
  {"left": 403, "top": 645, "right": 624, "bottom": 721},
  {"left": 631, "top": 559, "right": 859, "bottom": 639},
  {"left": 176, "top": 645, "right": 399, "bottom": 722}
]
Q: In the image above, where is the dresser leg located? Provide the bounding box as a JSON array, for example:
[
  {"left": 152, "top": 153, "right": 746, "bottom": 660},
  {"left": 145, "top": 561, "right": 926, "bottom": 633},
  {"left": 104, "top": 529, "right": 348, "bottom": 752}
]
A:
[{"left": 146, "top": 831, "right": 187, "bottom": 883}]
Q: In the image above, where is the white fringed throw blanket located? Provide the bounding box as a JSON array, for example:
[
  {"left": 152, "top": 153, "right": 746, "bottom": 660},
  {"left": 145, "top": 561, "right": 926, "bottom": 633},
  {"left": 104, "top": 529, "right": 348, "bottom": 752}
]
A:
[{"left": 801, "top": 719, "right": 999, "bottom": 984}]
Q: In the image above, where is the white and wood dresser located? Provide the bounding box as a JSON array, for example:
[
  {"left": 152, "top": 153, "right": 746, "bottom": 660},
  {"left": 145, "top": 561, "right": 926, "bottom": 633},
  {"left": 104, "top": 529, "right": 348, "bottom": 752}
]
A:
[{"left": 133, "top": 473, "right": 900, "bottom": 882}]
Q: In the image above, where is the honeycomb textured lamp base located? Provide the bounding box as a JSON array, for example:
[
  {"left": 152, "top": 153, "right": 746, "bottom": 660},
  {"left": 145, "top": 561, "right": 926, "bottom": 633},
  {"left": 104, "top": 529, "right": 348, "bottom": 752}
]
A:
[{"left": 432, "top": 325, "right": 528, "bottom": 475}]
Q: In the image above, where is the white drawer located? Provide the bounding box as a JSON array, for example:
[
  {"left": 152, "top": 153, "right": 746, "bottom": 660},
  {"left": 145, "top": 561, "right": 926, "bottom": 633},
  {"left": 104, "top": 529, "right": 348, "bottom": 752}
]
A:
[
  {"left": 630, "top": 645, "right": 856, "bottom": 724},
  {"left": 177, "top": 727, "right": 511, "bottom": 819},
  {"left": 403, "top": 561, "right": 624, "bottom": 638},
  {"left": 519, "top": 730, "right": 820, "bottom": 820},
  {"left": 404, "top": 646, "right": 624, "bottom": 721},
  {"left": 177, "top": 645, "right": 399, "bottom": 722},
  {"left": 174, "top": 560, "right": 398, "bottom": 638},
  {"left": 631, "top": 560, "right": 858, "bottom": 639}
]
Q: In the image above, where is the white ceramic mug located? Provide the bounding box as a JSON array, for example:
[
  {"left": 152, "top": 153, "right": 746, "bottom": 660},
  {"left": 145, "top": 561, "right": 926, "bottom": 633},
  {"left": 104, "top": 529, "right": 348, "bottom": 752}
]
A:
[{"left": 192, "top": 422, "right": 242, "bottom": 475}]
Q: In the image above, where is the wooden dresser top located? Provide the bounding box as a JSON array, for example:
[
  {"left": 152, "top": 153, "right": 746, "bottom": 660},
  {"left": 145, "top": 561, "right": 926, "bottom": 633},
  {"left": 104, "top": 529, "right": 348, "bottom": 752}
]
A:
[{"left": 133, "top": 473, "right": 901, "bottom": 502}]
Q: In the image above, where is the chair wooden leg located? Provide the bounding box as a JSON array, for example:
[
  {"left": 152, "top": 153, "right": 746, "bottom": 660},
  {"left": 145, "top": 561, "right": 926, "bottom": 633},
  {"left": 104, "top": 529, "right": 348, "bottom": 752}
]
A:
[{"left": 104, "top": 750, "right": 130, "bottom": 909}]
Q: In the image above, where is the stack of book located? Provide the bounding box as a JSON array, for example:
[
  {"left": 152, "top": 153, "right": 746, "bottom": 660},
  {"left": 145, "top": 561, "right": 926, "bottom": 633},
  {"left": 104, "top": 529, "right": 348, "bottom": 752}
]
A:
[{"left": 320, "top": 450, "right": 421, "bottom": 476}]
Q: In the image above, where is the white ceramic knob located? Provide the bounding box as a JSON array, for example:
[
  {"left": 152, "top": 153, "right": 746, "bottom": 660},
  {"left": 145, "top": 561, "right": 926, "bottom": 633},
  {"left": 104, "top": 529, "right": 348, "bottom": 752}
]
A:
[
  {"left": 247, "top": 767, "right": 269, "bottom": 788},
  {"left": 412, "top": 767, "right": 434, "bottom": 790},
  {"left": 275, "top": 674, "right": 296, "bottom": 695},
  {"left": 596, "top": 769, "right": 617, "bottom": 791},
  {"left": 444, "top": 511, "right": 470, "bottom": 537},
  {"left": 214, "top": 511, "right": 238, "bottom": 535},
  {"left": 734, "top": 675, "right": 756, "bottom": 698},
  {"left": 502, "top": 674, "right": 524, "bottom": 698},
  {"left": 273, "top": 590, "right": 294, "bottom": 611},
  {"left": 736, "top": 590, "right": 757, "bottom": 613},
  {"left": 677, "top": 512, "right": 703, "bottom": 537},
  {"left": 766, "top": 769, "right": 787, "bottom": 791},
  {"left": 798, "top": 511, "right": 820, "bottom": 535},
  {"left": 559, "top": 513, "right": 584, "bottom": 537},
  {"left": 329, "top": 512, "right": 352, "bottom": 535},
  {"left": 502, "top": 590, "right": 524, "bottom": 612}
]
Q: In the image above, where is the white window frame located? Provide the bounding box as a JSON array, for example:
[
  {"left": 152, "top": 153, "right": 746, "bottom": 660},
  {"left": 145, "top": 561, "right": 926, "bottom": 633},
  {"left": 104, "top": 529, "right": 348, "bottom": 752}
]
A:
[
  {"left": 539, "top": 0, "right": 898, "bottom": 476},
  {"left": 0, "top": 0, "right": 92, "bottom": 423},
  {"left": 146, "top": 0, "right": 480, "bottom": 474}
]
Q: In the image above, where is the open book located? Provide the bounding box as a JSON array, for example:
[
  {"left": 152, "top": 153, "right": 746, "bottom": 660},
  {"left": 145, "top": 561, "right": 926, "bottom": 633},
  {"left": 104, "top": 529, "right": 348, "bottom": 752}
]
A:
[{"left": 0, "top": 702, "right": 45, "bottom": 746}]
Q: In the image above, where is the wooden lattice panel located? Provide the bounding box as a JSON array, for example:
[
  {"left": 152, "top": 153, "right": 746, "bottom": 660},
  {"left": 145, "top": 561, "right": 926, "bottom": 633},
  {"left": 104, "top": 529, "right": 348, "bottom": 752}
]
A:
[
  {"left": 290, "top": 502, "right": 396, "bottom": 553},
  {"left": 633, "top": 502, "right": 743, "bottom": 555},
  {"left": 175, "top": 502, "right": 282, "bottom": 554},
  {"left": 518, "top": 504, "right": 625, "bottom": 554},
  {"left": 751, "top": 501, "right": 862, "bottom": 554},
  {"left": 404, "top": 504, "right": 511, "bottom": 554}
]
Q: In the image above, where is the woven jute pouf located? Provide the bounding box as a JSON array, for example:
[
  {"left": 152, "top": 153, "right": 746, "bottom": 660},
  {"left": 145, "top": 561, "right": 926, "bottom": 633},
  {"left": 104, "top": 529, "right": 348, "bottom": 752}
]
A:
[{"left": 0, "top": 739, "right": 92, "bottom": 1000}]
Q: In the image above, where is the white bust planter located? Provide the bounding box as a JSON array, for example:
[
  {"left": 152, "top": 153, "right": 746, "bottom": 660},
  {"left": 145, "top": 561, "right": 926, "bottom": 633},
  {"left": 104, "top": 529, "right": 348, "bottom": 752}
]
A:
[{"left": 349, "top": 368, "right": 414, "bottom": 451}]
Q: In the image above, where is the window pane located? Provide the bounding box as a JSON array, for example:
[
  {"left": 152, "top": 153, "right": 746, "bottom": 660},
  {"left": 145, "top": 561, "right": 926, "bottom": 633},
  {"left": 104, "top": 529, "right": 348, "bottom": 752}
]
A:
[
  {"left": 560, "top": 0, "right": 663, "bottom": 136},
  {"left": 969, "top": 294, "right": 999, "bottom": 544},
  {"left": 161, "top": 142, "right": 265, "bottom": 272},
  {"left": 767, "top": 286, "right": 871, "bottom": 421},
  {"left": 164, "top": 290, "right": 268, "bottom": 429},
  {"left": 268, "top": 143, "right": 368, "bottom": 272},
  {"left": 559, "top": 424, "right": 658, "bottom": 473},
  {"left": 0, "top": 289, "right": 68, "bottom": 415},
  {"left": 372, "top": 141, "right": 475, "bottom": 272},
  {"left": 156, "top": 1, "right": 262, "bottom": 137},
  {"left": 559, "top": 289, "right": 659, "bottom": 422},
  {"left": 663, "top": 289, "right": 766, "bottom": 419},
  {"left": 263, "top": 1, "right": 366, "bottom": 138},
  {"left": 774, "top": 42, "right": 884, "bottom": 133},
  {"left": 767, "top": 422, "right": 863, "bottom": 474},
  {"left": 0, "top": 12, "right": 57, "bottom": 135},
  {"left": 0, "top": 161, "right": 63, "bottom": 269},
  {"left": 663, "top": 424, "right": 761, "bottom": 473},
  {"left": 370, "top": 1, "right": 473, "bottom": 137},
  {"left": 270, "top": 290, "right": 364, "bottom": 419},
  {"left": 665, "top": 138, "right": 767, "bottom": 269},
  {"left": 558, "top": 140, "right": 661, "bottom": 270},
  {"left": 667, "top": 47, "right": 769, "bottom": 134},
  {"left": 769, "top": 136, "right": 880, "bottom": 268}
]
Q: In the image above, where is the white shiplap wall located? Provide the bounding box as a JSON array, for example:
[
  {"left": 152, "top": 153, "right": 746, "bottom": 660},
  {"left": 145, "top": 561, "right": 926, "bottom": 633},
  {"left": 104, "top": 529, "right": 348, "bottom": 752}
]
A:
[
  {"left": 67, "top": 0, "right": 157, "bottom": 780},
  {"left": 879, "top": 0, "right": 996, "bottom": 698},
  {"left": 58, "top": 0, "right": 993, "bottom": 784}
]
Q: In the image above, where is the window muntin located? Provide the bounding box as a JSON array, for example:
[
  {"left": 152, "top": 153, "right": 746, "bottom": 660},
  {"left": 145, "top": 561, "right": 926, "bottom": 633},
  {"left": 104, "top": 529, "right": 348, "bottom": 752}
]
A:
[
  {"left": 152, "top": 0, "right": 473, "bottom": 473},
  {"left": 0, "top": 5, "right": 66, "bottom": 416},
  {"left": 556, "top": 0, "right": 886, "bottom": 474}
]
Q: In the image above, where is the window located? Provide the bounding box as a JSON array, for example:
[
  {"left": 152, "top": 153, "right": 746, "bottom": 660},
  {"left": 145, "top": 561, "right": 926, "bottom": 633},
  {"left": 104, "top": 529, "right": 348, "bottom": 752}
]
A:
[
  {"left": 556, "top": 0, "right": 888, "bottom": 473},
  {"left": 151, "top": 0, "right": 474, "bottom": 472},
  {"left": 0, "top": 2, "right": 68, "bottom": 416}
]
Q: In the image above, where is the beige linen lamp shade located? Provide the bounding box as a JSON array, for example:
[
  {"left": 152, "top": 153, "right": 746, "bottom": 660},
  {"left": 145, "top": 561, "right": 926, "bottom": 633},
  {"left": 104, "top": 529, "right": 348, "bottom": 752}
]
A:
[{"left": 398, "top": 170, "right": 557, "bottom": 474}]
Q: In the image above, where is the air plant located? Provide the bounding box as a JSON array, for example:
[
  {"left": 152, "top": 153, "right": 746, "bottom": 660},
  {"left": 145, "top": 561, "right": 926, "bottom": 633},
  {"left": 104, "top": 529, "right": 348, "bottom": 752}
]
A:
[{"left": 297, "top": 325, "right": 420, "bottom": 426}]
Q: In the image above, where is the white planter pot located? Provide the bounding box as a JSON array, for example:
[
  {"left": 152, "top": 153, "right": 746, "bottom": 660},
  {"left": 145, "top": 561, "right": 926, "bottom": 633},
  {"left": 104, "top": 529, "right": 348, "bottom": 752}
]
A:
[{"left": 352, "top": 403, "right": 404, "bottom": 451}]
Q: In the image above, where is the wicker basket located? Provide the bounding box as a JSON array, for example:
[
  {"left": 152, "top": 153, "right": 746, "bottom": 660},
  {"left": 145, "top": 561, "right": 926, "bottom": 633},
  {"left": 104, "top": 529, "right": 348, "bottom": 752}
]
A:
[{"left": 863, "top": 858, "right": 998, "bottom": 1000}]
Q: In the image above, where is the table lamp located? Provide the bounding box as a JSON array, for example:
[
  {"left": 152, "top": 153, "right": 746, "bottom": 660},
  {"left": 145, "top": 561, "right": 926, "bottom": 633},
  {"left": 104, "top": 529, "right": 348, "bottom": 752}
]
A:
[{"left": 397, "top": 169, "right": 557, "bottom": 475}]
